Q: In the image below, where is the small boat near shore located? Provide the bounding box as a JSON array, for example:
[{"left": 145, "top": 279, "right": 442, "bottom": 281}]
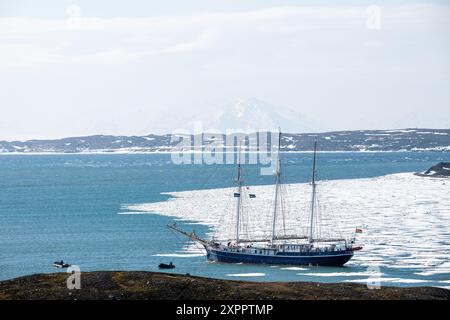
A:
[
  {"left": 158, "top": 262, "right": 175, "bottom": 269},
  {"left": 169, "top": 132, "right": 362, "bottom": 267},
  {"left": 53, "top": 260, "right": 71, "bottom": 269}
]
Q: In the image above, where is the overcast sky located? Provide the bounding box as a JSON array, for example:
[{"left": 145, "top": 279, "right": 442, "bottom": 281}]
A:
[{"left": 0, "top": 0, "right": 449, "bottom": 141}]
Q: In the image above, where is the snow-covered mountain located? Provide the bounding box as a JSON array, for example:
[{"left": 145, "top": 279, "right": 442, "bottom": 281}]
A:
[{"left": 186, "top": 98, "right": 320, "bottom": 133}]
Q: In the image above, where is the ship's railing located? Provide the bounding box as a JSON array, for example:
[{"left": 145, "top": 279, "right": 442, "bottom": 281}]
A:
[
  {"left": 311, "top": 238, "right": 347, "bottom": 243},
  {"left": 214, "top": 235, "right": 310, "bottom": 244}
]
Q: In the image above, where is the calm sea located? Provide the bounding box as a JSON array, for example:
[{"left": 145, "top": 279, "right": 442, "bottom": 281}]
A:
[{"left": 0, "top": 152, "right": 448, "bottom": 285}]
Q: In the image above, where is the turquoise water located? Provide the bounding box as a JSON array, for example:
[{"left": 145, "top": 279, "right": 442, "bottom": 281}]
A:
[{"left": 0, "top": 152, "right": 448, "bottom": 284}]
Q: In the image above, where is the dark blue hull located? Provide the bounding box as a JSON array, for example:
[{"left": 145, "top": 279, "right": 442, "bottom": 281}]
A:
[{"left": 206, "top": 248, "right": 353, "bottom": 266}]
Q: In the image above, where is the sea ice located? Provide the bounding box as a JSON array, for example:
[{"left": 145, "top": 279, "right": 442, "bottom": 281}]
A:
[
  {"left": 226, "top": 273, "right": 266, "bottom": 277},
  {"left": 124, "top": 173, "right": 450, "bottom": 281}
]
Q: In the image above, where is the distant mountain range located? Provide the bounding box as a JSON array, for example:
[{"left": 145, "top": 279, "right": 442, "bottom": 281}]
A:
[{"left": 1, "top": 129, "right": 449, "bottom": 153}]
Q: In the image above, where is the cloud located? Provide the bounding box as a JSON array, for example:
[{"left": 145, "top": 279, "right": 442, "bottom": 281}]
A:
[
  {"left": 158, "top": 30, "right": 217, "bottom": 54},
  {"left": 2, "top": 4, "right": 448, "bottom": 68},
  {"left": 1, "top": 4, "right": 449, "bottom": 70}
]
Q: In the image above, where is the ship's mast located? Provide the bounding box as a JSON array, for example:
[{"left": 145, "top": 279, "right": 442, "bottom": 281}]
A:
[
  {"left": 271, "top": 130, "right": 282, "bottom": 244},
  {"left": 308, "top": 141, "right": 317, "bottom": 244},
  {"left": 235, "top": 144, "right": 243, "bottom": 243}
]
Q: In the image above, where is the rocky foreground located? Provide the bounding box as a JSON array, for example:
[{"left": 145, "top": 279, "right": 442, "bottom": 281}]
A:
[{"left": 0, "top": 271, "right": 448, "bottom": 300}]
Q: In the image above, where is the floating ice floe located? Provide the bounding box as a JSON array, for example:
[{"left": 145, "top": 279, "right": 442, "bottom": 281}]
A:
[
  {"left": 226, "top": 273, "right": 266, "bottom": 277},
  {"left": 280, "top": 267, "right": 308, "bottom": 271},
  {"left": 153, "top": 253, "right": 205, "bottom": 258},
  {"left": 296, "top": 272, "right": 382, "bottom": 277}
]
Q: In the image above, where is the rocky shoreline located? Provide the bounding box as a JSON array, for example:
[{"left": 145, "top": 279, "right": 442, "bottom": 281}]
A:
[
  {"left": 1, "top": 129, "right": 449, "bottom": 153},
  {"left": 415, "top": 162, "right": 450, "bottom": 178},
  {"left": 0, "top": 271, "right": 448, "bottom": 300}
]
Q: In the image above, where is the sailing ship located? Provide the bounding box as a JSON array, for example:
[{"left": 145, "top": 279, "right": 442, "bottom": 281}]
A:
[{"left": 168, "top": 132, "right": 362, "bottom": 266}]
